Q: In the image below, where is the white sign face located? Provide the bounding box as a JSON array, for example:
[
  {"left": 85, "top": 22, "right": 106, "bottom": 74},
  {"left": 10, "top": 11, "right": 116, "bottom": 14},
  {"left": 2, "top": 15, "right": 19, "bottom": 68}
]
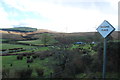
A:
[{"left": 97, "top": 20, "right": 115, "bottom": 38}]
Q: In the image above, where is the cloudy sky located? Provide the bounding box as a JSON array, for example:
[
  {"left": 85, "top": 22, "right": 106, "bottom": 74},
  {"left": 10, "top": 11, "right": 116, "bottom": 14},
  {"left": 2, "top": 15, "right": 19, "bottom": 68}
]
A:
[{"left": 0, "top": 0, "right": 119, "bottom": 32}]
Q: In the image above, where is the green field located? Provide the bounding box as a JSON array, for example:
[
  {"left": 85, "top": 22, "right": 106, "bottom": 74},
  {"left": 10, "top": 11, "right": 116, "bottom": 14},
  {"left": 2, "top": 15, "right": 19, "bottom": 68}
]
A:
[
  {"left": 1, "top": 39, "right": 52, "bottom": 77},
  {"left": 2, "top": 55, "right": 54, "bottom": 77},
  {"left": 1, "top": 43, "right": 37, "bottom": 50},
  {"left": 18, "top": 40, "right": 42, "bottom": 45},
  {"left": 0, "top": 39, "right": 7, "bottom": 42},
  {"left": 18, "top": 38, "right": 56, "bottom": 45},
  {"left": 1, "top": 35, "right": 119, "bottom": 78}
]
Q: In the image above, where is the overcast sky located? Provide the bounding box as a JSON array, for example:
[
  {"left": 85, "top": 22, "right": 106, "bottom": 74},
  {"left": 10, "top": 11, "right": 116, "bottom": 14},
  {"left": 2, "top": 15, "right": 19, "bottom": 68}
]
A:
[{"left": 0, "top": 0, "right": 119, "bottom": 32}]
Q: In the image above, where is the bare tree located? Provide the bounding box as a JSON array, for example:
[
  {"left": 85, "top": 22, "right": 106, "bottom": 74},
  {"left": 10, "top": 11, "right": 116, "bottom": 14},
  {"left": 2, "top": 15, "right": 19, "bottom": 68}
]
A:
[{"left": 41, "top": 33, "right": 52, "bottom": 47}]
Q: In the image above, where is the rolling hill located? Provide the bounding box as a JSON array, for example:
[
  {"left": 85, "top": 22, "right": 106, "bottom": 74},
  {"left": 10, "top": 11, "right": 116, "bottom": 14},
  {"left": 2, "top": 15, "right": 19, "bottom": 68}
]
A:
[
  {"left": 0, "top": 27, "right": 37, "bottom": 33},
  {"left": 0, "top": 27, "right": 119, "bottom": 41}
]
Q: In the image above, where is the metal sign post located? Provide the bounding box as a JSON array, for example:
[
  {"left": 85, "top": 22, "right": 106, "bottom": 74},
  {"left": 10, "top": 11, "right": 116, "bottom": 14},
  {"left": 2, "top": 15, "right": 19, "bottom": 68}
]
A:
[
  {"left": 103, "top": 37, "right": 107, "bottom": 79},
  {"left": 97, "top": 20, "right": 115, "bottom": 79}
]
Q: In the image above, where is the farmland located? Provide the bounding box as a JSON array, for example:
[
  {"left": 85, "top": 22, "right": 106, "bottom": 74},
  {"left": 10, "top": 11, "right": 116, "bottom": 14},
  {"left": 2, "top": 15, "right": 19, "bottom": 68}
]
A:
[
  {"left": 0, "top": 30, "right": 120, "bottom": 79},
  {"left": 2, "top": 55, "right": 54, "bottom": 77},
  {"left": 1, "top": 43, "right": 36, "bottom": 50},
  {"left": 18, "top": 40, "right": 43, "bottom": 45}
]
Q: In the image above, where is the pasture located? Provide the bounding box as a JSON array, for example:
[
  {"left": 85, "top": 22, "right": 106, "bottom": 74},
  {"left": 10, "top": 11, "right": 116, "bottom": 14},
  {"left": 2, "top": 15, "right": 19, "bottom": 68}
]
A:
[
  {"left": 18, "top": 40, "right": 43, "bottom": 45},
  {"left": 1, "top": 33, "right": 119, "bottom": 79},
  {"left": 1, "top": 43, "right": 37, "bottom": 50},
  {"left": 2, "top": 55, "right": 54, "bottom": 77},
  {"left": 1, "top": 38, "right": 53, "bottom": 77}
]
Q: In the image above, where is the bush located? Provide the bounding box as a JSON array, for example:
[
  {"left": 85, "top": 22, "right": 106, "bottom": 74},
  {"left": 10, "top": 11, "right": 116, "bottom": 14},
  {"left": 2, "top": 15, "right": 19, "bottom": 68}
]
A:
[
  {"left": 2, "top": 68, "right": 10, "bottom": 78},
  {"left": 26, "top": 58, "right": 33, "bottom": 63},
  {"left": 17, "top": 55, "right": 23, "bottom": 60},
  {"left": 15, "top": 68, "right": 33, "bottom": 78},
  {"left": 52, "top": 49, "right": 85, "bottom": 78},
  {"left": 62, "top": 62, "right": 76, "bottom": 78},
  {"left": 22, "top": 53, "right": 27, "bottom": 56},
  {"left": 32, "top": 55, "right": 37, "bottom": 59},
  {"left": 38, "top": 51, "right": 51, "bottom": 60},
  {"left": 35, "top": 68, "right": 44, "bottom": 77},
  {"left": 10, "top": 64, "right": 13, "bottom": 67},
  {"left": 26, "top": 55, "right": 31, "bottom": 59},
  {"left": 52, "top": 66, "right": 63, "bottom": 78},
  {"left": 92, "top": 41, "right": 120, "bottom": 73}
]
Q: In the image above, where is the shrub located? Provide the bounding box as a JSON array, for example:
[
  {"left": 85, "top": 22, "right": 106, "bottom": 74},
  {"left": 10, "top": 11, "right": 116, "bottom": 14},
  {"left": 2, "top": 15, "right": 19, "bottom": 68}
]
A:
[
  {"left": 26, "top": 58, "right": 33, "bottom": 63},
  {"left": 15, "top": 68, "right": 33, "bottom": 78},
  {"left": 93, "top": 41, "right": 120, "bottom": 73},
  {"left": 32, "top": 55, "right": 37, "bottom": 59},
  {"left": 52, "top": 66, "right": 63, "bottom": 78},
  {"left": 38, "top": 51, "right": 51, "bottom": 60},
  {"left": 22, "top": 53, "right": 27, "bottom": 56},
  {"left": 2, "top": 68, "right": 10, "bottom": 78},
  {"left": 10, "top": 64, "right": 13, "bottom": 67},
  {"left": 35, "top": 68, "right": 44, "bottom": 77},
  {"left": 27, "top": 65, "right": 30, "bottom": 68},
  {"left": 26, "top": 55, "right": 31, "bottom": 59},
  {"left": 17, "top": 55, "right": 23, "bottom": 60}
]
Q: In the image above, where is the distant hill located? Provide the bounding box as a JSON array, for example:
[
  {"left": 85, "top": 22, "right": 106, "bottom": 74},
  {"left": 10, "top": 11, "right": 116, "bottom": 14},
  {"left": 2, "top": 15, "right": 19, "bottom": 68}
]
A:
[
  {"left": 26, "top": 29, "right": 59, "bottom": 35},
  {"left": 111, "top": 31, "right": 119, "bottom": 40},
  {"left": 0, "top": 27, "right": 37, "bottom": 33},
  {"left": 0, "top": 28, "right": 59, "bottom": 36},
  {"left": 0, "top": 28, "right": 60, "bottom": 40},
  {"left": 0, "top": 27, "right": 119, "bottom": 41}
]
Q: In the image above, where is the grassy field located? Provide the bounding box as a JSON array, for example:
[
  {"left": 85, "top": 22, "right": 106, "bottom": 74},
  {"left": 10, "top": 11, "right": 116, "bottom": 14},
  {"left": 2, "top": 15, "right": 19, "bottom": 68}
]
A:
[
  {"left": 0, "top": 56, "right": 2, "bottom": 69},
  {"left": 18, "top": 40, "right": 43, "bottom": 45},
  {"left": 0, "top": 39, "right": 8, "bottom": 42},
  {"left": 1, "top": 38, "right": 52, "bottom": 77},
  {"left": 2, "top": 55, "right": 54, "bottom": 77},
  {"left": 1, "top": 37, "right": 119, "bottom": 78},
  {"left": 71, "top": 44, "right": 97, "bottom": 55},
  {"left": 76, "top": 72, "right": 118, "bottom": 78},
  {"left": 1, "top": 43, "right": 37, "bottom": 50},
  {"left": 18, "top": 38, "right": 56, "bottom": 45}
]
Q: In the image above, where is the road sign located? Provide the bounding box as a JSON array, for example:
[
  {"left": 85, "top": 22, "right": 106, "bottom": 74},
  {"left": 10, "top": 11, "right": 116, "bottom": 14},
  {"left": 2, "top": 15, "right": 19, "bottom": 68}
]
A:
[
  {"left": 96, "top": 20, "right": 115, "bottom": 79},
  {"left": 96, "top": 20, "right": 115, "bottom": 38}
]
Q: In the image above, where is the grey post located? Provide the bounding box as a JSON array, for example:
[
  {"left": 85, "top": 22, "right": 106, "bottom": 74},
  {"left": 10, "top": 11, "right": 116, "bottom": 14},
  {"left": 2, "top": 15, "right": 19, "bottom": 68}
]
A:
[{"left": 103, "top": 37, "right": 107, "bottom": 79}]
